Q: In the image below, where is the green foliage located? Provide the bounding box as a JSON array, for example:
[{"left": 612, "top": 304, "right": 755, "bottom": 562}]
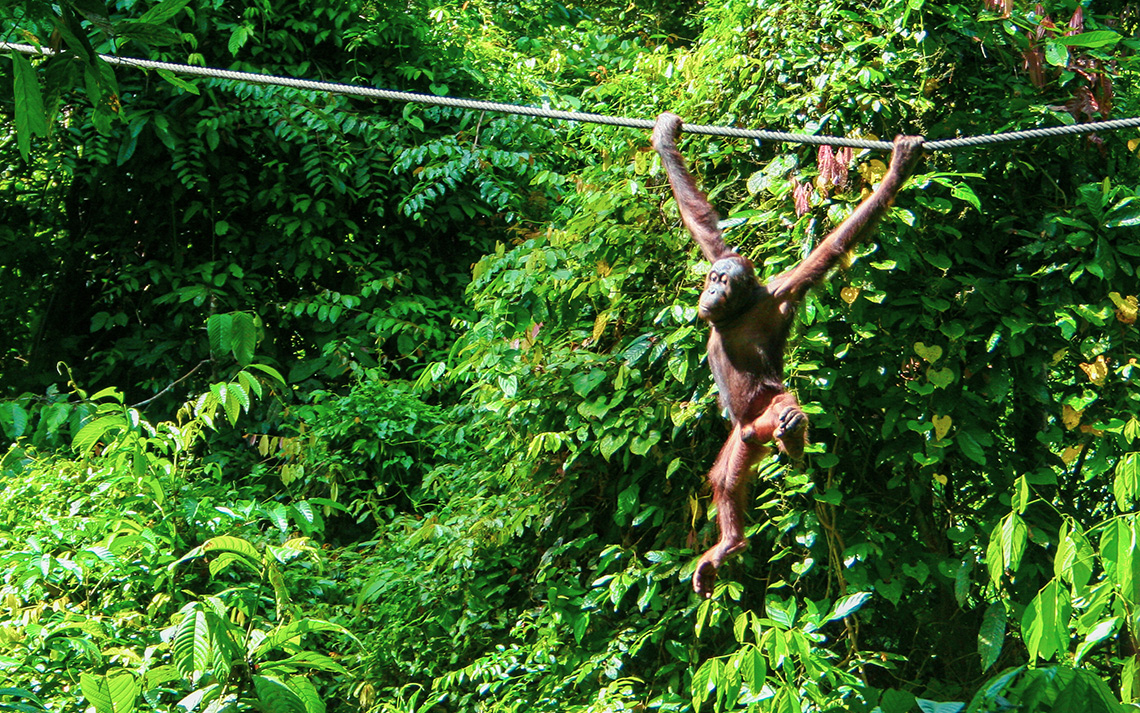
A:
[
  {"left": 287, "top": 373, "right": 445, "bottom": 524},
  {"left": 0, "top": 0, "right": 565, "bottom": 409},
  {"left": 0, "top": 369, "right": 355, "bottom": 712},
  {"left": 2, "top": 0, "right": 1140, "bottom": 711},
  {"left": 965, "top": 665, "right": 1129, "bottom": 713}
]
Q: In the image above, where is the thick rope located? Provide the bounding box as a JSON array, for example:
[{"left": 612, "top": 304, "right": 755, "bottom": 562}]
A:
[
  {"left": 923, "top": 117, "right": 1140, "bottom": 149},
  {"left": 4, "top": 41, "right": 1138, "bottom": 151}
]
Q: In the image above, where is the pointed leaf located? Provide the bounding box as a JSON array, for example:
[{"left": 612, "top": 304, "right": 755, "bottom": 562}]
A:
[
  {"left": 825, "top": 591, "right": 872, "bottom": 622},
  {"left": 11, "top": 53, "right": 49, "bottom": 160},
  {"left": 230, "top": 312, "right": 257, "bottom": 366},
  {"left": 246, "top": 363, "right": 287, "bottom": 386},
  {"left": 288, "top": 676, "right": 325, "bottom": 713},
  {"left": 173, "top": 607, "right": 213, "bottom": 680},
  {"left": 139, "top": 0, "right": 192, "bottom": 23},
  {"left": 80, "top": 671, "right": 139, "bottom": 713},
  {"left": 73, "top": 414, "right": 128, "bottom": 455},
  {"left": 252, "top": 619, "right": 361, "bottom": 656},
  {"left": 978, "top": 602, "right": 1005, "bottom": 671},
  {"left": 207, "top": 313, "right": 232, "bottom": 358},
  {"left": 251, "top": 675, "right": 307, "bottom": 713},
  {"left": 257, "top": 651, "right": 349, "bottom": 675},
  {"left": 1114, "top": 454, "right": 1140, "bottom": 511},
  {"left": 202, "top": 535, "right": 262, "bottom": 565}
]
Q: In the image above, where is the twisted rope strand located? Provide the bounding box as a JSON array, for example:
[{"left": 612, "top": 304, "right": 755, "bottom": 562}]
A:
[{"left": 4, "top": 42, "right": 1138, "bottom": 151}]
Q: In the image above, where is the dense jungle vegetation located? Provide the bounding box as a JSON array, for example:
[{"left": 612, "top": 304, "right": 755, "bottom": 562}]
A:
[{"left": 1, "top": 0, "right": 1139, "bottom": 711}]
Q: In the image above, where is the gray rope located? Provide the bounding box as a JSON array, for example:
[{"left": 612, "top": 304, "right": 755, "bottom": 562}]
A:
[
  {"left": 923, "top": 117, "right": 1140, "bottom": 149},
  {"left": 1, "top": 42, "right": 892, "bottom": 148},
  {"left": 4, "top": 42, "right": 1138, "bottom": 151}
]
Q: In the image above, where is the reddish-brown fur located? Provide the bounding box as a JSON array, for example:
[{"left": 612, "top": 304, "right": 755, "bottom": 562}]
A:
[{"left": 652, "top": 113, "right": 924, "bottom": 597}]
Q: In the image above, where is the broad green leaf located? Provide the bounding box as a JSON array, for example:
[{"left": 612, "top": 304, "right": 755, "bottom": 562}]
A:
[
  {"left": 636, "top": 578, "right": 659, "bottom": 612},
  {"left": 73, "top": 414, "right": 128, "bottom": 455},
  {"left": 737, "top": 647, "right": 765, "bottom": 693},
  {"left": 825, "top": 591, "right": 872, "bottom": 622},
  {"left": 667, "top": 349, "right": 690, "bottom": 383},
  {"left": 11, "top": 53, "right": 49, "bottom": 160},
  {"left": 772, "top": 687, "right": 800, "bottom": 713},
  {"left": 139, "top": 0, "right": 192, "bottom": 23},
  {"left": 80, "top": 671, "right": 139, "bottom": 713},
  {"left": 765, "top": 596, "right": 796, "bottom": 628},
  {"left": 926, "top": 366, "right": 954, "bottom": 389},
  {"left": 173, "top": 685, "right": 218, "bottom": 713},
  {"left": 89, "top": 387, "right": 124, "bottom": 402},
  {"left": 246, "top": 363, "right": 286, "bottom": 386},
  {"left": 598, "top": 431, "right": 627, "bottom": 462},
  {"left": 690, "top": 658, "right": 719, "bottom": 712},
  {"left": 954, "top": 559, "right": 972, "bottom": 607},
  {"left": 629, "top": 430, "right": 661, "bottom": 456},
  {"left": 141, "top": 665, "right": 181, "bottom": 688},
  {"left": 498, "top": 374, "right": 518, "bottom": 398},
  {"left": 173, "top": 607, "right": 212, "bottom": 680},
  {"left": 978, "top": 602, "right": 1005, "bottom": 671},
  {"left": 230, "top": 312, "right": 257, "bottom": 366},
  {"left": 950, "top": 183, "right": 981, "bottom": 210},
  {"left": 733, "top": 612, "right": 749, "bottom": 643},
  {"left": 1106, "top": 197, "right": 1140, "bottom": 228},
  {"left": 221, "top": 388, "right": 242, "bottom": 426},
  {"left": 207, "top": 313, "right": 232, "bottom": 358},
  {"left": 267, "top": 559, "right": 289, "bottom": 620},
  {"left": 882, "top": 689, "right": 917, "bottom": 713},
  {"left": 915, "top": 700, "right": 965, "bottom": 713},
  {"left": 914, "top": 342, "right": 943, "bottom": 363},
  {"left": 252, "top": 619, "right": 360, "bottom": 656},
  {"left": 1124, "top": 656, "right": 1138, "bottom": 704},
  {"left": 1021, "top": 580, "right": 1071, "bottom": 661},
  {"left": 288, "top": 676, "right": 326, "bottom": 713},
  {"left": 940, "top": 322, "right": 966, "bottom": 340},
  {"left": 1055, "top": 519, "right": 1093, "bottom": 590},
  {"left": 228, "top": 380, "right": 251, "bottom": 411},
  {"left": 623, "top": 337, "right": 652, "bottom": 365},
  {"left": 114, "top": 21, "right": 180, "bottom": 46},
  {"left": 957, "top": 429, "right": 986, "bottom": 465},
  {"left": 577, "top": 396, "right": 611, "bottom": 420},
  {"left": 1075, "top": 616, "right": 1120, "bottom": 664},
  {"left": 208, "top": 551, "right": 260, "bottom": 577},
  {"left": 1059, "top": 30, "right": 1121, "bottom": 48},
  {"left": 237, "top": 370, "right": 264, "bottom": 399},
  {"left": 0, "top": 687, "right": 46, "bottom": 707},
  {"left": 1044, "top": 40, "right": 1069, "bottom": 67},
  {"left": 1114, "top": 453, "right": 1140, "bottom": 511},
  {"left": 154, "top": 67, "right": 200, "bottom": 96},
  {"left": 0, "top": 402, "right": 29, "bottom": 439},
  {"left": 228, "top": 25, "right": 254, "bottom": 55},
  {"left": 257, "top": 651, "right": 349, "bottom": 675},
  {"left": 1001, "top": 513, "right": 1027, "bottom": 573},
  {"left": 569, "top": 369, "right": 606, "bottom": 397},
  {"left": 202, "top": 535, "right": 262, "bottom": 566},
  {"left": 615, "top": 483, "right": 639, "bottom": 523},
  {"left": 266, "top": 503, "right": 290, "bottom": 533},
  {"left": 251, "top": 675, "right": 307, "bottom": 713}
]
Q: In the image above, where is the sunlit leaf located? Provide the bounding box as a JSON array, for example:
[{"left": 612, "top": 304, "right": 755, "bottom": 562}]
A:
[
  {"left": 80, "top": 671, "right": 139, "bottom": 713},
  {"left": 173, "top": 606, "right": 212, "bottom": 681},
  {"left": 825, "top": 591, "right": 872, "bottom": 622}
]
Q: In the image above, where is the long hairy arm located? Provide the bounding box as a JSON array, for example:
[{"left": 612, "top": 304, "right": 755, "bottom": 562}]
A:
[
  {"left": 770, "top": 135, "right": 925, "bottom": 300},
  {"left": 652, "top": 113, "right": 733, "bottom": 264}
]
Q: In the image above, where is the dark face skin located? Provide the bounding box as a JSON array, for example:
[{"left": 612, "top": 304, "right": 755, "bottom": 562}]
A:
[{"left": 699, "top": 256, "right": 757, "bottom": 323}]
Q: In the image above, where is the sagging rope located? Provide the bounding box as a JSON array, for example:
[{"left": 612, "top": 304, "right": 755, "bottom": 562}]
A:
[{"left": 5, "top": 41, "right": 1140, "bottom": 152}]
